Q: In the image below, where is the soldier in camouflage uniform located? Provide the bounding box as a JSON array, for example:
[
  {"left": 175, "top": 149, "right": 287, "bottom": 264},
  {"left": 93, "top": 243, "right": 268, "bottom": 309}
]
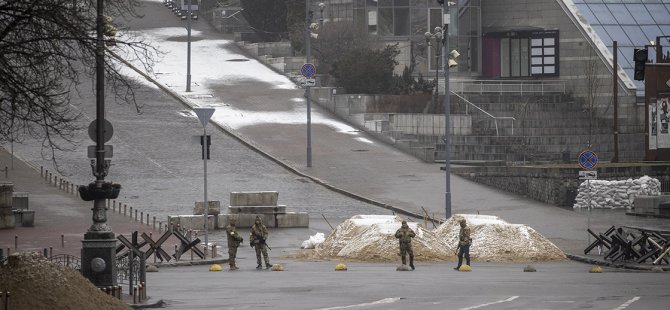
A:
[
  {"left": 454, "top": 219, "right": 472, "bottom": 270},
  {"left": 394, "top": 220, "right": 416, "bottom": 270},
  {"left": 225, "top": 218, "right": 243, "bottom": 270},
  {"left": 250, "top": 216, "right": 271, "bottom": 269}
]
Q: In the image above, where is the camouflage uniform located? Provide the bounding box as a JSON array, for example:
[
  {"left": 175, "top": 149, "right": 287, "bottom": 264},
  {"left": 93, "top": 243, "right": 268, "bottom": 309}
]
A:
[
  {"left": 394, "top": 220, "right": 416, "bottom": 270},
  {"left": 225, "top": 220, "right": 243, "bottom": 270},
  {"left": 250, "top": 216, "right": 271, "bottom": 269},
  {"left": 455, "top": 219, "right": 472, "bottom": 270}
]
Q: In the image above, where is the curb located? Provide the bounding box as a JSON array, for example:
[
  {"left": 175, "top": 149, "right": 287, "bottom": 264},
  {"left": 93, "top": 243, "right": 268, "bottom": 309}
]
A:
[
  {"left": 149, "top": 258, "right": 228, "bottom": 268},
  {"left": 566, "top": 253, "right": 669, "bottom": 271}
]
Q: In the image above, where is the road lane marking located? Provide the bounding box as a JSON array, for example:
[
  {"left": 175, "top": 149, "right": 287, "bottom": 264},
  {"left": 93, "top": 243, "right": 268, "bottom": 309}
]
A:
[
  {"left": 459, "top": 296, "right": 519, "bottom": 310},
  {"left": 612, "top": 296, "right": 640, "bottom": 310},
  {"left": 313, "top": 297, "right": 402, "bottom": 310}
]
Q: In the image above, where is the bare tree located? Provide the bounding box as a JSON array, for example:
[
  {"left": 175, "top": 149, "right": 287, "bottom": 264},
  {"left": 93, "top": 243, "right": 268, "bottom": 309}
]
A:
[
  {"left": 0, "top": 0, "right": 158, "bottom": 165},
  {"left": 583, "top": 48, "right": 612, "bottom": 148}
]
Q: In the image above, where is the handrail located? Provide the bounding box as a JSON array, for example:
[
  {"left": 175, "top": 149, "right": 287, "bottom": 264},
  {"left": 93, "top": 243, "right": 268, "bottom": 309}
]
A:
[
  {"left": 450, "top": 79, "right": 566, "bottom": 95},
  {"left": 451, "top": 91, "right": 515, "bottom": 136}
]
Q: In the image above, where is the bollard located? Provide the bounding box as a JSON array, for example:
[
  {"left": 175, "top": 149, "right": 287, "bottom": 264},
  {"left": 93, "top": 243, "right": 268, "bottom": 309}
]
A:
[
  {"left": 211, "top": 244, "right": 216, "bottom": 259},
  {"left": 118, "top": 286, "right": 122, "bottom": 300},
  {"left": 61, "top": 234, "right": 65, "bottom": 248},
  {"left": 41, "top": 166, "right": 43, "bottom": 177},
  {"left": 113, "top": 200, "right": 116, "bottom": 212},
  {"left": 71, "top": 184, "right": 74, "bottom": 195},
  {"left": 49, "top": 172, "right": 52, "bottom": 184},
  {"left": 174, "top": 244, "right": 179, "bottom": 261},
  {"left": 140, "top": 211, "right": 143, "bottom": 224},
  {"left": 43, "top": 248, "right": 48, "bottom": 258},
  {"left": 54, "top": 175, "right": 58, "bottom": 187},
  {"left": 5, "top": 166, "right": 7, "bottom": 178},
  {"left": 135, "top": 209, "right": 138, "bottom": 222},
  {"left": 124, "top": 204, "right": 127, "bottom": 216},
  {"left": 133, "top": 286, "right": 138, "bottom": 304},
  {"left": 153, "top": 217, "right": 156, "bottom": 230},
  {"left": 159, "top": 221, "right": 162, "bottom": 233},
  {"left": 147, "top": 214, "right": 150, "bottom": 226},
  {"left": 14, "top": 235, "right": 17, "bottom": 250},
  {"left": 5, "top": 291, "right": 10, "bottom": 310},
  {"left": 49, "top": 246, "right": 53, "bottom": 257},
  {"left": 44, "top": 169, "right": 48, "bottom": 180}
]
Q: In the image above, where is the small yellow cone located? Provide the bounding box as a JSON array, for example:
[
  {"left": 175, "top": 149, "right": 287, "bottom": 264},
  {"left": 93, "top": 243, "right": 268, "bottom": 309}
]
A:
[
  {"left": 335, "top": 263, "right": 348, "bottom": 271},
  {"left": 458, "top": 264, "right": 472, "bottom": 272},
  {"left": 589, "top": 266, "right": 603, "bottom": 273},
  {"left": 271, "top": 264, "right": 284, "bottom": 271},
  {"left": 209, "top": 264, "right": 223, "bottom": 271}
]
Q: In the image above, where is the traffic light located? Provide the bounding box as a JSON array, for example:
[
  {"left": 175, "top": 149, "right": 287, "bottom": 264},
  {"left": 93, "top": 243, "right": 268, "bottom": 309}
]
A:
[{"left": 633, "top": 48, "right": 648, "bottom": 81}]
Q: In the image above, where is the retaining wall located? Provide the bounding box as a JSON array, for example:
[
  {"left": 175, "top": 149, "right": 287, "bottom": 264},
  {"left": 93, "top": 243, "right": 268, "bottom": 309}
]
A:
[{"left": 452, "top": 164, "right": 670, "bottom": 207}]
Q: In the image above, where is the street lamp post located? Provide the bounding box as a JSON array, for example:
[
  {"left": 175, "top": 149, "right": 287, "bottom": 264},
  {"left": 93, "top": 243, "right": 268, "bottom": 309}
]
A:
[
  {"left": 81, "top": 0, "right": 117, "bottom": 288},
  {"left": 425, "top": 27, "right": 443, "bottom": 112},
  {"left": 305, "top": 0, "right": 313, "bottom": 167},
  {"left": 186, "top": 0, "right": 192, "bottom": 92},
  {"left": 441, "top": 3, "right": 452, "bottom": 220}
]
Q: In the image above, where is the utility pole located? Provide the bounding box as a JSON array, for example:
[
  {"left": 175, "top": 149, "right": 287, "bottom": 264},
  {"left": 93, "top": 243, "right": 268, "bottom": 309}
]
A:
[
  {"left": 305, "top": 0, "right": 313, "bottom": 167},
  {"left": 612, "top": 41, "right": 619, "bottom": 162},
  {"left": 441, "top": 2, "right": 452, "bottom": 219}
]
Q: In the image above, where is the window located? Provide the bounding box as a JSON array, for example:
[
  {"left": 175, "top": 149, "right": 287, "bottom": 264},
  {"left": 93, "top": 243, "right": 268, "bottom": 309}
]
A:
[
  {"left": 484, "top": 30, "right": 559, "bottom": 78},
  {"left": 369, "top": 0, "right": 410, "bottom": 36},
  {"left": 530, "top": 34, "right": 558, "bottom": 77}
]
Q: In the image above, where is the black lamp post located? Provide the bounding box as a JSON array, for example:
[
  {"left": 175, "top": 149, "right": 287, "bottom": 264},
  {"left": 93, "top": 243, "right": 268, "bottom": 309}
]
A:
[{"left": 80, "top": 0, "right": 118, "bottom": 288}]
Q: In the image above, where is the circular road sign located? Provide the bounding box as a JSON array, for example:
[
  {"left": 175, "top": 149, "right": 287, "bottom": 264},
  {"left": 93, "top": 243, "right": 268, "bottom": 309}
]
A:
[
  {"left": 301, "top": 63, "right": 316, "bottom": 78},
  {"left": 578, "top": 150, "right": 598, "bottom": 170},
  {"left": 88, "top": 119, "right": 114, "bottom": 143}
]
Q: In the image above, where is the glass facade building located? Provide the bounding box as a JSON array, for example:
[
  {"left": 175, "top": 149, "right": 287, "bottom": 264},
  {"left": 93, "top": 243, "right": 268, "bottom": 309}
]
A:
[{"left": 571, "top": 0, "right": 670, "bottom": 96}]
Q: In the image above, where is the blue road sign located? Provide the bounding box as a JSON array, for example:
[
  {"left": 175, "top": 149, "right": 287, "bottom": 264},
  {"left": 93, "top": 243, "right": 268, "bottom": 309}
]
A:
[
  {"left": 578, "top": 150, "right": 598, "bottom": 170},
  {"left": 301, "top": 63, "right": 316, "bottom": 78}
]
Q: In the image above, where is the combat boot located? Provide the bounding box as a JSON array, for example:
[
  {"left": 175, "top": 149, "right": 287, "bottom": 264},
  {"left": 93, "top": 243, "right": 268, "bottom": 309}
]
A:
[
  {"left": 230, "top": 265, "right": 239, "bottom": 271},
  {"left": 401, "top": 255, "right": 406, "bottom": 265},
  {"left": 256, "top": 264, "right": 262, "bottom": 269},
  {"left": 266, "top": 263, "right": 272, "bottom": 269},
  {"left": 409, "top": 256, "right": 415, "bottom": 270}
]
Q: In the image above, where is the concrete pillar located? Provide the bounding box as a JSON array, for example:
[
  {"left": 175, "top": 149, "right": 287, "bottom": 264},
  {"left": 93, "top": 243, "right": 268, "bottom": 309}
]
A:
[{"left": 0, "top": 182, "right": 15, "bottom": 229}]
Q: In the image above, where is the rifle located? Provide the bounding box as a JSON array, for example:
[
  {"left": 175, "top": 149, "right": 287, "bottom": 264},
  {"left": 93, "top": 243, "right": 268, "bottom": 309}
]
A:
[{"left": 252, "top": 238, "right": 272, "bottom": 251}]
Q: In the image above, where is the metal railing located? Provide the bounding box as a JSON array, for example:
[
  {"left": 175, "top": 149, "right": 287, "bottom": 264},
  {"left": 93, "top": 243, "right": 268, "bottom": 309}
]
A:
[
  {"left": 451, "top": 91, "right": 515, "bottom": 136},
  {"left": 451, "top": 79, "right": 566, "bottom": 95}
]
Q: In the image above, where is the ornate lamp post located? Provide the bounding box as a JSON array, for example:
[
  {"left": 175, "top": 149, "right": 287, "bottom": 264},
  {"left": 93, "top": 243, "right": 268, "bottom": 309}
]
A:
[
  {"left": 80, "top": 0, "right": 119, "bottom": 287},
  {"left": 425, "top": 27, "right": 443, "bottom": 112}
]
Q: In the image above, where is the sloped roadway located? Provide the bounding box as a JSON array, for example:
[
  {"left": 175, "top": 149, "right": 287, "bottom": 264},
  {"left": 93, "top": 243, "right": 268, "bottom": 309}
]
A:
[{"left": 4, "top": 1, "right": 669, "bottom": 309}]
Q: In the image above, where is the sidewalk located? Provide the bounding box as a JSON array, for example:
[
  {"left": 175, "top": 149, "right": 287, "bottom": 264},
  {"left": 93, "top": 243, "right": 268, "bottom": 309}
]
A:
[{"left": 0, "top": 147, "right": 221, "bottom": 264}]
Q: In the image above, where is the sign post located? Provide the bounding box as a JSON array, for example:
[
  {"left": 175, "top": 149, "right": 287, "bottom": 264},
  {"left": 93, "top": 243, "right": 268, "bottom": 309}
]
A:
[
  {"left": 301, "top": 63, "right": 316, "bottom": 167},
  {"left": 194, "top": 107, "right": 215, "bottom": 258},
  {"left": 578, "top": 150, "right": 598, "bottom": 246}
]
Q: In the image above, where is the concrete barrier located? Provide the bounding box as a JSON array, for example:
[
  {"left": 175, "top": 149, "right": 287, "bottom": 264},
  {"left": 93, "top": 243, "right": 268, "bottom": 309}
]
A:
[
  {"left": 168, "top": 215, "right": 216, "bottom": 231},
  {"left": 230, "top": 191, "right": 278, "bottom": 206},
  {"left": 0, "top": 182, "right": 15, "bottom": 229}
]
